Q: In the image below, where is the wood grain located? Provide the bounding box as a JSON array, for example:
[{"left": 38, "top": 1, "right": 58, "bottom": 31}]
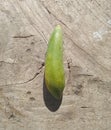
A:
[{"left": 0, "top": 0, "right": 111, "bottom": 130}]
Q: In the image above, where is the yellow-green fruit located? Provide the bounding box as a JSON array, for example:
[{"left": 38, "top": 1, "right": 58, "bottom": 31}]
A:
[{"left": 44, "top": 25, "right": 65, "bottom": 99}]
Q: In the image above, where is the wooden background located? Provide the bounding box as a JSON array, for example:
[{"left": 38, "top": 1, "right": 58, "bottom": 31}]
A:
[{"left": 0, "top": 0, "right": 111, "bottom": 130}]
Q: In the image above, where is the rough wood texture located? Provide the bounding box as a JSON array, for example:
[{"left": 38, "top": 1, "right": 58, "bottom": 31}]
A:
[{"left": 0, "top": 0, "right": 111, "bottom": 130}]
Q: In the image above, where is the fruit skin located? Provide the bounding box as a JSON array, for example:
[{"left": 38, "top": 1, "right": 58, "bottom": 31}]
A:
[{"left": 44, "top": 25, "right": 65, "bottom": 99}]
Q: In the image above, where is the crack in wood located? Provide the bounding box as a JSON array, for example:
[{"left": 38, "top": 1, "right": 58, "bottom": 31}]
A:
[
  {"left": 0, "top": 61, "right": 17, "bottom": 65},
  {"left": 80, "top": 106, "right": 90, "bottom": 108},
  {"left": 0, "top": 63, "right": 44, "bottom": 87},
  {"left": 13, "top": 35, "right": 34, "bottom": 39},
  {"left": 67, "top": 59, "right": 72, "bottom": 84}
]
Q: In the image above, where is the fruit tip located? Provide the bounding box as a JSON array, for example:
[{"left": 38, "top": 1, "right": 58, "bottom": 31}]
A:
[{"left": 55, "top": 25, "right": 62, "bottom": 30}]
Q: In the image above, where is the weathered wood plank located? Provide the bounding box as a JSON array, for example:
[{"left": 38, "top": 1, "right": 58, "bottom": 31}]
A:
[{"left": 0, "top": 0, "right": 111, "bottom": 130}]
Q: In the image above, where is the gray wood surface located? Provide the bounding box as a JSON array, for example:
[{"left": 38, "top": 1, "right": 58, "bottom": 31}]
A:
[{"left": 0, "top": 0, "right": 111, "bottom": 130}]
